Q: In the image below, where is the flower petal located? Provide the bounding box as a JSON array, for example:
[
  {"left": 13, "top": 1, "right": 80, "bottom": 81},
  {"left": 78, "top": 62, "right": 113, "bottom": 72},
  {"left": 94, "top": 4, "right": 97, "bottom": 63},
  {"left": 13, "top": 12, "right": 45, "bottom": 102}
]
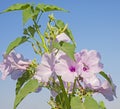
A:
[
  {"left": 56, "top": 33, "right": 71, "bottom": 42},
  {"left": 34, "top": 64, "right": 53, "bottom": 82}
]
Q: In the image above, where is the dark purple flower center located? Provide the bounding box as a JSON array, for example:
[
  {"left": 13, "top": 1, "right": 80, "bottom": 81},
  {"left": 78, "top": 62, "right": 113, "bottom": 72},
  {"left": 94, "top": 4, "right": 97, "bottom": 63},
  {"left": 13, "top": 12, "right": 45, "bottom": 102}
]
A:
[
  {"left": 69, "top": 66, "right": 76, "bottom": 72},
  {"left": 83, "top": 66, "right": 89, "bottom": 71}
]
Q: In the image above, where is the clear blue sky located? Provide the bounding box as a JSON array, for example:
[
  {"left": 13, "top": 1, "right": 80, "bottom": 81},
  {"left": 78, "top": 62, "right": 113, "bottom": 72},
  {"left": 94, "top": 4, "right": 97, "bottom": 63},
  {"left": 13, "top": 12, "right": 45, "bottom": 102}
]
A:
[{"left": 0, "top": 0, "right": 120, "bottom": 109}]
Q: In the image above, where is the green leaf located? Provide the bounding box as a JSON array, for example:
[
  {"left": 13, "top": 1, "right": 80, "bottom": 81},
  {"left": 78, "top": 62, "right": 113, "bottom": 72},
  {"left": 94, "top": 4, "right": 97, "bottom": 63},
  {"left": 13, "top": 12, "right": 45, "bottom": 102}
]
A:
[
  {"left": 84, "top": 96, "right": 99, "bottom": 109},
  {"left": 22, "top": 6, "right": 33, "bottom": 25},
  {"left": 62, "top": 42, "right": 75, "bottom": 60},
  {"left": 55, "top": 20, "right": 76, "bottom": 46},
  {"left": 1, "top": 3, "right": 30, "bottom": 13},
  {"left": 14, "top": 79, "right": 39, "bottom": 109},
  {"left": 28, "top": 26, "right": 36, "bottom": 36},
  {"left": 23, "top": 28, "right": 29, "bottom": 35},
  {"left": 65, "top": 28, "right": 76, "bottom": 46},
  {"left": 36, "top": 4, "right": 67, "bottom": 12},
  {"left": 71, "top": 96, "right": 85, "bottom": 109},
  {"left": 99, "top": 71, "right": 112, "bottom": 85},
  {"left": 98, "top": 101, "right": 106, "bottom": 109},
  {"left": 53, "top": 42, "right": 75, "bottom": 60},
  {"left": 55, "top": 20, "right": 65, "bottom": 29},
  {"left": 16, "top": 70, "right": 35, "bottom": 95},
  {"left": 71, "top": 96, "right": 100, "bottom": 109},
  {"left": 33, "top": 4, "right": 68, "bottom": 20},
  {"left": 6, "top": 36, "right": 28, "bottom": 55}
]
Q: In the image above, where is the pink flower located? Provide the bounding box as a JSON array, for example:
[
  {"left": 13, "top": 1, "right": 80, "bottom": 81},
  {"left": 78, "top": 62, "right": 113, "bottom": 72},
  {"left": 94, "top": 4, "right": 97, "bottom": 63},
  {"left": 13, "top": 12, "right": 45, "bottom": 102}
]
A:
[
  {"left": 34, "top": 53, "right": 56, "bottom": 82},
  {"left": 0, "top": 51, "right": 31, "bottom": 80},
  {"left": 56, "top": 33, "right": 71, "bottom": 42},
  {"left": 34, "top": 50, "right": 67, "bottom": 83},
  {"left": 99, "top": 75, "right": 117, "bottom": 101},
  {"left": 77, "top": 49, "right": 103, "bottom": 78},
  {"left": 55, "top": 54, "right": 80, "bottom": 82}
]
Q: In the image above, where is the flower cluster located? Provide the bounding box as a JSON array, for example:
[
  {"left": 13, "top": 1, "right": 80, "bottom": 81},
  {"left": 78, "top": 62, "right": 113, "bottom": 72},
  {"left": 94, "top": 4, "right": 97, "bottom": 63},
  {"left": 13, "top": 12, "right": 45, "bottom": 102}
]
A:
[
  {"left": 34, "top": 47, "right": 116, "bottom": 101},
  {"left": 0, "top": 33, "right": 116, "bottom": 103}
]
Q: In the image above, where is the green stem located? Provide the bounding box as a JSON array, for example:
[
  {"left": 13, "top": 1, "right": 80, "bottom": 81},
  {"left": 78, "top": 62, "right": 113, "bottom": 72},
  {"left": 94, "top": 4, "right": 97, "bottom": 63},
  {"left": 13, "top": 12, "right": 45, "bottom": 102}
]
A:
[
  {"left": 57, "top": 76, "right": 70, "bottom": 109},
  {"left": 33, "top": 20, "right": 49, "bottom": 53},
  {"left": 37, "top": 12, "right": 43, "bottom": 23},
  {"left": 72, "top": 78, "right": 77, "bottom": 96},
  {"left": 77, "top": 78, "right": 83, "bottom": 90},
  {"left": 28, "top": 37, "right": 42, "bottom": 55}
]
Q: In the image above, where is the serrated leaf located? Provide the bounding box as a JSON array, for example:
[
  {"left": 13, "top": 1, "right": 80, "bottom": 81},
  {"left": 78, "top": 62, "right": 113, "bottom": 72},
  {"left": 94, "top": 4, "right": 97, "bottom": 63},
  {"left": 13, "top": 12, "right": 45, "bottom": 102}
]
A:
[
  {"left": 36, "top": 4, "right": 67, "bottom": 12},
  {"left": 1, "top": 3, "right": 30, "bottom": 13},
  {"left": 71, "top": 96, "right": 85, "bottom": 109},
  {"left": 16, "top": 70, "right": 35, "bottom": 95},
  {"left": 14, "top": 79, "right": 39, "bottom": 109},
  {"left": 53, "top": 42, "right": 75, "bottom": 60},
  {"left": 6, "top": 36, "right": 28, "bottom": 55},
  {"left": 84, "top": 96, "right": 99, "bottom": 109}
]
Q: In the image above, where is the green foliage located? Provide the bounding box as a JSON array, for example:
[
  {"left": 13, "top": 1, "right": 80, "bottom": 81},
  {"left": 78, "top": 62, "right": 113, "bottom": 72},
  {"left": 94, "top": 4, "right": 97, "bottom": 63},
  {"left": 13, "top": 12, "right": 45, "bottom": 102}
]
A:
[
  {"left": 53, "top": 42, "right": 75, "bottom": 60},
  {"left": 71, "top": 96, "right": 100, "bottom": 109},
  {"left": 23, "top": 26, "right": 36, "bottom": 37},
  {"left": 55, "top": 20, "right": 76, "bottom": 46},
  {"left": 6, "top": 36, "right": 28, "bottom": 55},
  {"left": 15, "top": 70, "right": 35, "bottom": 95},
  {"left": 65, "top": 28, "right": 76, "bottom": 46},
  {"left": 55, "top": 93, "right": 66, "bottom": 108},
  {"left": 28, "top": 26, "right": 36, "bottom": 37},
  {"left": 84, "top": 96, "right": 99, "bottom": 109},
  {"left": 57, "top": 76, "right": 70, "bottom": 109},
  {"left": 1, "top": 3, "right": 30, "bottom": 13},
  {"left": 14, "top": 79, "right": 39, "bottom": 109},
  {"left": 36, "top": 4, "right": 67, "bottom": 12},
  {"left": 98, "top": 101, "right": 106, "bottom": 109},
  {"left": 60, "top": 42, "right": 75, "bottom": 60},
  {"left": 55, "top": 20, "right": 65, "bottom": 29},
  {"left": 1, "top": 3, "right": 67, "bottom": 25},
  {"left": 22, "top": 6, "right": 33, "bottom": 25},
  {"left": 71, "top": 96, "right": 84, "bottom": 109}
]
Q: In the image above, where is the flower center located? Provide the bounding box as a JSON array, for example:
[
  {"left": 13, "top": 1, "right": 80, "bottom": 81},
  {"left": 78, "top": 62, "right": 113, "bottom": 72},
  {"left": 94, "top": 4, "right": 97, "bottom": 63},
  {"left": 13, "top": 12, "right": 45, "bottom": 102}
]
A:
[
  {"left": 83, "top": 65, "right": 89, "bottom": 71},
  {"left": 69, "top": 66, "right": 76, "bottom": 72}
]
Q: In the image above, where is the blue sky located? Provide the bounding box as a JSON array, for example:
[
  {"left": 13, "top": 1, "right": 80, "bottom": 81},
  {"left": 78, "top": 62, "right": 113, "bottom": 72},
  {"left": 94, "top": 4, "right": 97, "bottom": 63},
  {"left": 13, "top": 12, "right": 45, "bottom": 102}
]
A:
[{"left": 0, "top": 0, "right": 120, "bottom": 109}]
